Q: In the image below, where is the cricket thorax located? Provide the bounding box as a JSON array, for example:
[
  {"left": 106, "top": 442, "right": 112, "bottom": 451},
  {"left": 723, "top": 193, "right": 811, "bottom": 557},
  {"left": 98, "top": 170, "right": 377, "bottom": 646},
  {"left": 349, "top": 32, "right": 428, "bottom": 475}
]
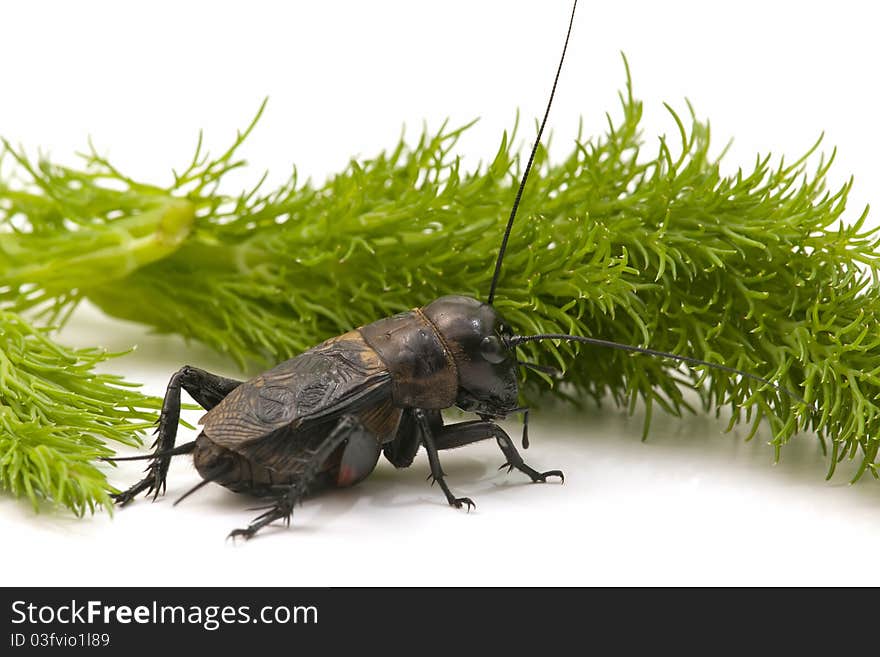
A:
[{"left": 358, "top": 309, "right": 459, "bottom": 409}]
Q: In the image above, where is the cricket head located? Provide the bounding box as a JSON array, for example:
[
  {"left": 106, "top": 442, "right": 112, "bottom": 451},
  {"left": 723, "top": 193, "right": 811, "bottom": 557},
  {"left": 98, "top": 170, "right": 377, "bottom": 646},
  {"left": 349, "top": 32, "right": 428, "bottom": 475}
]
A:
[{"left": 421, "top": 295, "right": 519, "bottom": 418}]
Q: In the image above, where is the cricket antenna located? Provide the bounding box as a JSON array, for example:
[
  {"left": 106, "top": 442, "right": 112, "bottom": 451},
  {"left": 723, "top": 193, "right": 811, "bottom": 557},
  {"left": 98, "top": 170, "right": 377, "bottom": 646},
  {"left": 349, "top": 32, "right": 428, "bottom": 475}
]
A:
[
  {"left": 487, "top": 0, "right": 578, "bottom": 305},
  {"left": 508, "top": 333, "right": 813, "bottom": 408}
]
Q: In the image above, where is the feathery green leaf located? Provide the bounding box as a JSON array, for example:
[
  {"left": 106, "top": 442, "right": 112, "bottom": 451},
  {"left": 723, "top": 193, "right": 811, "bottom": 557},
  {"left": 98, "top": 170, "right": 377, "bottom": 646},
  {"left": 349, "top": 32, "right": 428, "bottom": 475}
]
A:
[{"left": 2, "top": 62, "right": 878, "bottom": 507}]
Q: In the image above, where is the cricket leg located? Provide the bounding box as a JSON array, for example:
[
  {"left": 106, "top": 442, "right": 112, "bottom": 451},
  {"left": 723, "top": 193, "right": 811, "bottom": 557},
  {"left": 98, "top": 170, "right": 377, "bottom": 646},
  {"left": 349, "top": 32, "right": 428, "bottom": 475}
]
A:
[
  {"left": 228, "top": 415, "right": 366, "bottom": 541},
  {"left": 435, "top": 420, "right": 564, "bottom": 484},
  {"left": 382, "top": 409, "right": 441, "bottom": 468},
  {"left": 112, "top": 366, "right": 243, "bottom": 506},
  {"left": 414, "top": 409, "right": 476, "bottom": 511}
]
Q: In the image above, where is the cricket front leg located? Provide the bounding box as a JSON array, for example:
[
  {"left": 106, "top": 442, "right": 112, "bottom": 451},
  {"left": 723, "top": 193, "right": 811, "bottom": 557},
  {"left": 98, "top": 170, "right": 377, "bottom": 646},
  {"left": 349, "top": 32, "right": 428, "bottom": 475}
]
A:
[
  {"left": 414, "top": 409, "right": 475, "bottom": 511},
  {"left": 435, "top": 420, "right": 564, "bottom": 484}
]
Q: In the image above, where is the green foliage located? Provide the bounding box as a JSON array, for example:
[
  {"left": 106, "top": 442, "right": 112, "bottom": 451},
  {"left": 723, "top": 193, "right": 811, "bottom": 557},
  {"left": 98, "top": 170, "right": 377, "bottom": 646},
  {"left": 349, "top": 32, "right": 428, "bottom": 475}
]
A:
[
  {"left": 0, "top": 309, "right": 161, "bottom": 514},
  {"left": 1, "top": 62, "right": 879, "bottom": 510}
]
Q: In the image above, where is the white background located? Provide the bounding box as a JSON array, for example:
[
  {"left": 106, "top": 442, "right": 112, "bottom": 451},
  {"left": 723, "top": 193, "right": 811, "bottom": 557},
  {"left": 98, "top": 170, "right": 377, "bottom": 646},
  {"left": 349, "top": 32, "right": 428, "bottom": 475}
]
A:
[{"left": 1, "top": 0, "right": 879, "bottom": 586}]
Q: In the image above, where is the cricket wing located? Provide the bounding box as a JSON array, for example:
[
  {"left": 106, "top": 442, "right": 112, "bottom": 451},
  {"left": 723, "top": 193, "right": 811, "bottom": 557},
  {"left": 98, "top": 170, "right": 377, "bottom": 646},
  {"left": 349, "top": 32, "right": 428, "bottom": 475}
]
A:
[
  {"left": 227, "top": 393, "right": 403, "bottom": 478},
  {"left": 199, "top": 331, "right": 393, "bottom": 450}
]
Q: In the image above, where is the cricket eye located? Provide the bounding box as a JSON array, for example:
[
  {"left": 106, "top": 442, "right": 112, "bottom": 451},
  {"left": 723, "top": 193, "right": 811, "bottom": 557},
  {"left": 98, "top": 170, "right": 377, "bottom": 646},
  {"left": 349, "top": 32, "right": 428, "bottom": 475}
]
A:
[{"left": 480, "top": 335, "right": 506, "bottom": 364}]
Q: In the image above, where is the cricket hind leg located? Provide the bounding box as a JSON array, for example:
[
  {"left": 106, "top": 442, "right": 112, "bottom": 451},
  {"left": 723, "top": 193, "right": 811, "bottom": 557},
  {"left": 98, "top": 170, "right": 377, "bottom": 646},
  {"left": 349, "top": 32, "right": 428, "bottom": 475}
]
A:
[
  {"left": 112, "top": 366, "right": 243, "bottom": 506},
  {"left": 228, "top": 415, "right": 368, "bottom": 541},
  {"left": 434, "top": 420, "right": 564, "bottom": 484}
]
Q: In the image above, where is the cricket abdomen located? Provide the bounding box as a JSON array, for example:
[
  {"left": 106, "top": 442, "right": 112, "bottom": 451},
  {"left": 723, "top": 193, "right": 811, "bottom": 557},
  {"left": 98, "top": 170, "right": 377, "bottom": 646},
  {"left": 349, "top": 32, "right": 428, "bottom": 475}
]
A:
[
  {"left": 192, "top": 427, "right": 381, "bottom": 496},
  {"left": 192, "top": 432, "right": 303, "bottom": 495}
]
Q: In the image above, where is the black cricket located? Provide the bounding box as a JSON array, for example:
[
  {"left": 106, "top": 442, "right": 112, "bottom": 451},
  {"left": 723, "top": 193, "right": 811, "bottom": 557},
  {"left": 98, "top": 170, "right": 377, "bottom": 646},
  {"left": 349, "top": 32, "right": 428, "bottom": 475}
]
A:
[{"left": 111, "top": 1, "right": 802, "bottom": 539}]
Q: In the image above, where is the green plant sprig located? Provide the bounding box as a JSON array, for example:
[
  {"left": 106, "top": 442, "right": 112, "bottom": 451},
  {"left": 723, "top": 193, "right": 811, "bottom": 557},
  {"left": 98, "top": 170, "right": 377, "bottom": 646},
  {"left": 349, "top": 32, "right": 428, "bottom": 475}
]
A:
[
  {"left": 0, "top": 309, "right": 161, "bottom": 514},
  {"left": 2, "top": 61, "right": 878, "bottom": 488}
]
